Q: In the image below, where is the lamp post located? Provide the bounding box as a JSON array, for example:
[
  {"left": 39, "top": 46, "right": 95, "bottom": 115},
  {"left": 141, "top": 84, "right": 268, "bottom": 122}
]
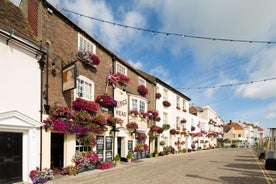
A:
[{"left": 110, "top": 125, "right": 119, "bottom": 159}]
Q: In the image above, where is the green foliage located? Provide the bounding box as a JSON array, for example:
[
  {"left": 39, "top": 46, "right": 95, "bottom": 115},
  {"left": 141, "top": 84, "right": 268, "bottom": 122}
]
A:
[
  {"left": 114, "top": 154, "right": 120, "bottom": 161},
  {"left": 127, "top": 152, "right": 133, "bottom": 159}
]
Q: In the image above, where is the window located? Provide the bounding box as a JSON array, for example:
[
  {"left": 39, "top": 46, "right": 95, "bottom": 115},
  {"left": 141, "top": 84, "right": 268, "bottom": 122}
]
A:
[
  {"left": 75, "top": 75, "right": 94, "bottom": 100},
  {"left": 76, "top": 135, "right": 92, "bottom": 152},
  {"left": 163, "top": 89, "right": 168, "bottom": 101},
  {"left": 176, "top": 96, "right": 180, "bottom": 107},
  {"left": 78, "top": 33, "right": 96, "bottom": 53},
  {"left": 138, "top": 77, "right": 146, "bottom": 86},
  {"left": 163, "top": 113, "right": 168, "bottom": 125},
  {"left": 130, "top": 97, "right": 147, "bottom": 112},
  {"left": 116, "top": 63, "right": 127, "bottom": 75},
  {"left": 176, "top": 116, "right": 180, "bottom": 126}
]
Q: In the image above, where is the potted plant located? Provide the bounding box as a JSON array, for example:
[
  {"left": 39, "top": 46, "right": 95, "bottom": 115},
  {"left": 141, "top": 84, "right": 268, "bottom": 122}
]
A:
[
  {"left": 114, "top": 154, "right": 120, "bottom": 165},
  {"left": 154, "top": 149, "right": 158, "bottom": 158},
  {"left": 127, "top": 151, "right": 133, "bottom": 163}
]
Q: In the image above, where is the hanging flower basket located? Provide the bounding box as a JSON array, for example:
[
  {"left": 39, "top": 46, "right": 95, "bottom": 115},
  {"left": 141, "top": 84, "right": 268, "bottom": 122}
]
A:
[
  {"left": 155, "top": 93, "right": 162, "bottom": 99},
  {"left": 170, "top": 128, "right": 177, "bottom": 135},
  {"left": 95, "top": 94, "right": 117, "bottom": 108},
  {"left": 136, "top": 133, "right": 147, "bottom": 143},
  {"left": 72, "top": 98, "right": 99, "bottom": 114},
  {"left": 106, "top": 116, "right": 123, "bottom": 127},
  {"left": 162, "top": 100, "right": 171, "bottom": 107},
  {"left": 180, "top": 119, "right": 187, "bottom": 123},
  {"left": 162, "top": 124, "right": 170, "bottom": 130},
  {"left": 137, "top": 85, "right": 148, "bottom": 96},
  {"left": 191, "top": 126, "right": 196, "bottom": 131},
  {"left": 126, "top": 121, "right": 138, "bottom": 133}
]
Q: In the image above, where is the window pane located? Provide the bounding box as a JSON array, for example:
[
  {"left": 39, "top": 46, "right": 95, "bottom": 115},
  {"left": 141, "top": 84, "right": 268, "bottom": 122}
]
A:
[
  {"left": 131, "top": 99, "right": 138, "bottom": 110},
  {"left": 139, "top": 100, "right": 145, "bottom": 112}
]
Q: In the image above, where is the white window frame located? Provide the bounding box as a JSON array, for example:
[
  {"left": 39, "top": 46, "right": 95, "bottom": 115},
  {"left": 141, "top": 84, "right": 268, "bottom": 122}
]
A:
[
  {"left": 78, "top": 33, "right": 96, "bottom": 53},
  {"left": 130, "top": 96, "right": 147, "bottom": 112},
  {"left": 163, "top": 89, "right": 168, "bottom": 101},
  {"left": 74, "top": 75, "right": 94, "bottom": 100},
  {"left": 138, "top": 77, "right": 146, "bottom": 86},
  {"left": 176, "top": 96, "right": 180, "bottom": 107},
  {"left": 116, "top": 63, "right": 127, "bottom": 75},
  {"left": 162, "top": 112, "right": 168, "bottom": 125}
]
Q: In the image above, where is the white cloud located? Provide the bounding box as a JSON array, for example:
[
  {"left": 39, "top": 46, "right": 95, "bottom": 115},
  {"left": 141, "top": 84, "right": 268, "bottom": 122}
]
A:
[
  {"left": 127, "top": 59, "right": 143, "bottom": 70},
  {"left": 264, "top": 102, "right": 276, "bottom": 119}
]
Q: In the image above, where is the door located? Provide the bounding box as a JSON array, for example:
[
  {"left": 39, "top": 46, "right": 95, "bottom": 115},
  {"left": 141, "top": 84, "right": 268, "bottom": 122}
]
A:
[
  {"left": 117, "top": 137, "right": 122, "bottom": 156},
  {"left": 0, "top": 132, "right": 22, "bottom": 184},
  {"left": 51, "top": 133, "right": 64, "bottom": 170}
]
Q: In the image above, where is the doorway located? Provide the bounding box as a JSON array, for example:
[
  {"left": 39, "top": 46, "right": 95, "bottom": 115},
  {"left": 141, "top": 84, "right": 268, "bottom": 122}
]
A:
[
  {"left": 0, "top": 132, "right": 22, "bottom": 184},
  {"left": 51, "top": 133, "right": 64, "bottom": 170},
  {"left": 117, "top": 137, "right": 122, "bottom": 156}
]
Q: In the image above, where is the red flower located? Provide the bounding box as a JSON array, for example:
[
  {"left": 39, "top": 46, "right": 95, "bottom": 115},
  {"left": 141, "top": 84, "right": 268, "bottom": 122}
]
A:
[
  {"left": 137, "top": 85, "right": 148, "bottom": 96},
  {"left": 89, "top": 53, "right": 101, "bottom": 65},
  {"left": 162, "top": 100, "right": 171, "bottom": 107}
]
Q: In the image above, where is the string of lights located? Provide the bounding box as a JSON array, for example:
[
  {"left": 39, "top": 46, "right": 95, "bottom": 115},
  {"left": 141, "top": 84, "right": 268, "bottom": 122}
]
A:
[
  {"left": 62, "top": 8, "right": 276, "bottom": 44},
  {"left": 178, "top": 77, "right": 276, "bottom": 90}
]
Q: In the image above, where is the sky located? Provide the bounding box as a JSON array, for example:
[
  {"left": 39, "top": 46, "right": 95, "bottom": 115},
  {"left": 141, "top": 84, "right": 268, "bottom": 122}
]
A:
[{"left": 12, "top": 0, "right": 276, "bottom": 134}]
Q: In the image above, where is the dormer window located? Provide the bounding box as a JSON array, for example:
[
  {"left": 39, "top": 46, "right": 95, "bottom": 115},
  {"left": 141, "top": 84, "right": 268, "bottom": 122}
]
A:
[{"left": 78, "top": 33, "right": 96, "bottom": 53}]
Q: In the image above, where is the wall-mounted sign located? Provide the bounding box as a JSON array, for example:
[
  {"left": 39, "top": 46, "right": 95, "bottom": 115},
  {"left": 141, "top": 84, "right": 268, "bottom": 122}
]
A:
[{"left": 62, "top": 63, "right": 76, "bottom": 92}]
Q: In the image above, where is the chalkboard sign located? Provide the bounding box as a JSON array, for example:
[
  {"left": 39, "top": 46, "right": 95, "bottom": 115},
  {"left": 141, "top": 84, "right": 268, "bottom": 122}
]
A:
[
  {"left": 105, "top": 151, "right": 112, "bottom": 161},
  {"left": 128, "top": 140, "right": 133, "bottom": 151},
  {"left": 106, "top": 136, "right": 112, "bottom": 150}
]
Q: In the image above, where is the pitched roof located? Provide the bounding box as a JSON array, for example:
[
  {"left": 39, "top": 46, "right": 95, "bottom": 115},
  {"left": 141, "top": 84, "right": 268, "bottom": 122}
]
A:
[
  {"left": 223, "top": 125, "right": 232, "bottom": 133},
  {"left": 227, "top": 122, "right": 243, "bottom": 131},
  {"left": 0, "top": 0, "right": 37, "bottom": 44}
]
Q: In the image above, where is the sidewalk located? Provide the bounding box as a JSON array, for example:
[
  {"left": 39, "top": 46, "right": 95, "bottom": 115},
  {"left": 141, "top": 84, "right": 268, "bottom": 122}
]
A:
[{"left": 47, "top": 156, "right": 159, "bottom": 184}]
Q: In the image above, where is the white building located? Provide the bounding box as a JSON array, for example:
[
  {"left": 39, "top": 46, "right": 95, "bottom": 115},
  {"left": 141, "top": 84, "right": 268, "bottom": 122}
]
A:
[
  {"left": 0, "top": 1, "right": 44, "bottom": 183},
  {"left": 155, "top": 78, "right": 191, "bottom": 153}
]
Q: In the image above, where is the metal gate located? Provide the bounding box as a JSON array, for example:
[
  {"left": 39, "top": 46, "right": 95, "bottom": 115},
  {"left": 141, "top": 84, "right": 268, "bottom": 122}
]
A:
[{"left": 0, "top": 132, "right": 22, "bottom": 183}]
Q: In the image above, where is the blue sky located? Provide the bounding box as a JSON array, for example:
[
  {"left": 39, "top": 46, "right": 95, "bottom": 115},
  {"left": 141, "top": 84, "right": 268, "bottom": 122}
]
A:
[{"left": 12, "top": 0, "right": 276, "bottom": 134}]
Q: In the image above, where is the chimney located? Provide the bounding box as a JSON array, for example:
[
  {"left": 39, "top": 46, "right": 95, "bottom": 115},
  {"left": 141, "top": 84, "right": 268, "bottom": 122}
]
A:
[{"left": 20, "top": 0, "right": 39, "bottom": 36}]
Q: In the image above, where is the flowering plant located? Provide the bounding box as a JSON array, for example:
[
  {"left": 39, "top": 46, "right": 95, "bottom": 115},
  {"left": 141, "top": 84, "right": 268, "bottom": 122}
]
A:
[
  {"left": 106, "top": 116, "right": 123, "bottom": 126},
  {"left": 61, "top": 165, "right": 80, "bottom": 176},
  {"left": 72, "top": 98, "right": 99, "bottom": 114},
  {"left": 147, "top": 110, "right": 159, "bottom": 120},
  {"left": 72, "top": 151, "right": 98, "bottom": 168},
  {"left": 136, "top": 132, "right": 147, "bottom": 143},
  {"left": 183, "top": 109, "right": 187, "bottom": 112},
  {"left": 91, "top": 115, "right": 107, "bottom": 126},
  {"left": 129, "top": 109, "right": 139, "bottom": 116},
  {"left": 115, "top": 72, "right": 130, "bottom": 84},
  {"left": 150, "top": 125, "right": 163, "bottom": 134},
  {"left": 89, "top": 53, "right": 101, "bottom": 65},
  {"left": 162, "top": 100, "right": 171, "bottom": 107},
  {"left": 95, "top": 94, "right": 117, "bottom": 108},
  {"left": 96, "top": 161, "right": 113, "bottom": 170},
  {"left": 191, "top": 126, "right": 195, "bottom": 131},
  {"left": 159, "top": 140, "right": 165, "bottom": 146},
  {"left": 137, "top": 85, "right": 148, "bottom": 96},
  {"left": 126, "top": 121, "right": 138, "bottom": 132},
  {"left": 49, "top": 102, "right": 71, "bottom": 118},
  {"left": 76, "top": 50, "right": 100, "bottom": 65},
  {"left": 155, "top": 92, "right": 162, "bottom": 99},
  {"left": 170, "top": 128, "right": 177, "bottom": 135},
  {"left": 181, "top": 119, "right": 187, "bottom": 123},
  {"left": 162, "top": 124, "right": 170, "bottom": 130},
  {"left": 176, "top": 106, "right": 180, "bottom": 110},
  {"left": 191, "top": 143, "right": 196, "bottom": 150},
  {"left": 78, "top": 133, "right": 97, "bottom": 147},
  {"left": 29, "top": 167, "right": 54, "bottom": 184}
]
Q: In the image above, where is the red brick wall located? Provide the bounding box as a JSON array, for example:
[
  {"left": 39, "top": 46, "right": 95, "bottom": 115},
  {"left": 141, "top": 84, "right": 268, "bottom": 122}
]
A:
[
  {"left": 38, "top": 2, "right": 155, "bottom": 116},
  {"left": 27, "top": 0, "right": 38, "bottom": 36}
]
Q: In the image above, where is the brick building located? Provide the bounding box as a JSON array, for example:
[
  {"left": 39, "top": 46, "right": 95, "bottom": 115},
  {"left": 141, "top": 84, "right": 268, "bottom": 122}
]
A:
[{"left": 21, "top": 0, "right": 156, "bottom": 171}]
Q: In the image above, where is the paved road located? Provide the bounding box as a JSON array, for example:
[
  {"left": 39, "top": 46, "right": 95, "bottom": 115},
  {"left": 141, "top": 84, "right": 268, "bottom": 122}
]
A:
[{"left": 48, "top": 148, "right": 276, "bottom": 184}]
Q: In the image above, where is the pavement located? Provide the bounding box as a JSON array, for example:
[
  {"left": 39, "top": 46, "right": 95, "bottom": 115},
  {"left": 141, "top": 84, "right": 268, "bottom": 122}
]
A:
[{"left": 46, "top": 149, "right": 276, "bottom": 184}]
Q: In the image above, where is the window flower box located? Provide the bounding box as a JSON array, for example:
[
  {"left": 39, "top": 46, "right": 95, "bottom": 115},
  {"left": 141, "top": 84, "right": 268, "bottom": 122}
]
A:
[
  {"left": 129, "top": 109, "right": 139, "bottom": 116},
  {"left": 176, "top": 106, "right": 180, "bottom": 110},
  {"left": 115, "top": 72, "right": 130, "bottom": 85},
  {"left": 162, "top": 100, "right": 171, "bottom": 107},
  {"left": 76, "top": 50, "right": 101, "bottom": 66},
  {"left": 137, "top": 85, "right": 148, "bottom": 96}
]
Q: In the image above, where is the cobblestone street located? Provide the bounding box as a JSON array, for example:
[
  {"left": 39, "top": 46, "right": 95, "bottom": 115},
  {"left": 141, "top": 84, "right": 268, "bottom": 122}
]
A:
[{"left": 47, "top": 148, "right": 276, "bottom": 184}]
